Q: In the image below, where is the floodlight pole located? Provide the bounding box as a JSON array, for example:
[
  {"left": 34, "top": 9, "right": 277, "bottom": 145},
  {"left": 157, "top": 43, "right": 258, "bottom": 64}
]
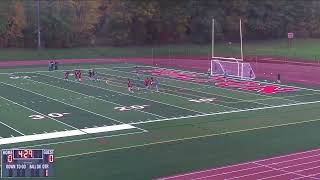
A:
[
  {"left": 36, "top": 0, "right": 41, "bottom": 49},
  {"left": 211, "top": 18, "right": 215, "bottom": 58},
  {"left": 240, "top": 19, "right": 243, "bottom": 61}
]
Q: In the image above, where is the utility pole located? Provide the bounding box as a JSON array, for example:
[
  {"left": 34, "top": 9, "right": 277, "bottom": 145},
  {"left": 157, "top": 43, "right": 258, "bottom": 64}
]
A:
[
  {"left": 212, "top": 18, "right": 214, "bottom": 58},
  {"left": 240, "top": 19, "right": 243, "bottom": 61},
  {"left": 36, "top": 0, "right": 41, "bottom": 49}
]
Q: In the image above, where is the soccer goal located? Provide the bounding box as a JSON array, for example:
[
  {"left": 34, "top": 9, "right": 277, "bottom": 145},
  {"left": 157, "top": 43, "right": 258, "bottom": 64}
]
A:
[{"left": 210, "top": 58, "right": 256, "bottom": 80}]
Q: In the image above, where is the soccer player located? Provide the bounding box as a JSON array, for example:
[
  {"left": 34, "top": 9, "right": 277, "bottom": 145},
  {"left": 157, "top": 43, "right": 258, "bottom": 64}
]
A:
[
  {"left": 48, "top": 61, "right": 54, "bottom": 71},
  {"left": 74, "top": 70, "right": 78, "bottom": 80},
  {"left": 54, "top": 60, "right": 58, "bottom": 70},
  {"left": 92, "top": 69, "right": 96, "bottom": 80},
  {"left": 207, "top": 67, "right": 211, "bottom": 77},
  {"left": 128, "top": 79, "right": 134, "bottom": 93},
  {"left": 78, "top": 70, "right": 82, "bottom": 82},
  {"left": 64, "top": 71, "right": 69, "bottom": 81},
  {"left": 224, "top": 71, "right": 227, "bottom": 82},
  {"left": 88, "top": 70, "right": 93, "bottom": 80},
  {"left": 277, "top": 73, "right": 281, "bottom": 83},
  {"left": 152, "top": 77, "right": 160, "bottom": 92},
  {"left": 144, "top": 77, "right": 151, "bottom": 91}
]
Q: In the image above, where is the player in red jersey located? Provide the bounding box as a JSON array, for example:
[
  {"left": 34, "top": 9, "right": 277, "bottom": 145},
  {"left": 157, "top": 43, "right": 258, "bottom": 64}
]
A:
[
  {"left": 128, "top": 79, "right": 134, "bottom": 93},
  {"left": 78, "top": 70, "right": 82, "bottom": 81},
  {"left": 74, "top": 70, "right": 78, "bottom": 80},
  {"left": 144, "top": 78, "right": 149, "bottom": 88},
  {"left": 64, "top": 71, "right": 69, "bottom": 81}
]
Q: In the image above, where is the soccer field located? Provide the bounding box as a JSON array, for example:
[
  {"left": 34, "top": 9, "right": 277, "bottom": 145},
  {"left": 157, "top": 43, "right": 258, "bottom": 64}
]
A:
[{"left": 1, "top": 62, "right": 320, "bottom": 179}]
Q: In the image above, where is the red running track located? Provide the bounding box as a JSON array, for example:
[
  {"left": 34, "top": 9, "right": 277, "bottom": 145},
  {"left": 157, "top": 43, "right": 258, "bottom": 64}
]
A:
[{"left": 158, "top": 148, "right": 320, "bottom": 180}]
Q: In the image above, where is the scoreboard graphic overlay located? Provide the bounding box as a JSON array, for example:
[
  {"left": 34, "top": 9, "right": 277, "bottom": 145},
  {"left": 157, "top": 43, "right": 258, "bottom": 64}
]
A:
[{"left": 1, "top": 149, "right": 54, "bottom": 178}]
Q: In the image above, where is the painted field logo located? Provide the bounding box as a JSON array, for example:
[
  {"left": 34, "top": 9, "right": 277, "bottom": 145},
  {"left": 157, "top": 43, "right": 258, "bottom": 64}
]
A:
[
  {"left": 241, "top": 86, "right": 298, "bottom": 94},
  {"left": 141, "top": 69, "right": 301, "bottom": 94}
]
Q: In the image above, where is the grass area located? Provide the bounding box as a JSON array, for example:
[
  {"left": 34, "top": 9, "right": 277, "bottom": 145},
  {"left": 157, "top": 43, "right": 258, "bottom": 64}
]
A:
[
  {"left": 1, "top": 38, "right": 320, "bottom": 62},
  {"left": 0, "top": 63, "right": 320, "bottom": 179}
]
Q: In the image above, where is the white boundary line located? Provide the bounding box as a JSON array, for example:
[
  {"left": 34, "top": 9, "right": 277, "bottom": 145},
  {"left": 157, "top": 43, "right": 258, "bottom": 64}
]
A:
[
  {"left": 37, "top": 72, "right": 205, "bottom": 115},
  {"left": 25, "top": 78, "right": 165, "bottom": 119},
  {"left": 54, "top": 116, "right": 320, "bottom": 160},
  {"left": 129, "top": 100, "right": 320, "bottom": 125},
  {"left": 0, "top": 124, "right": 136, "bottom": 145}
]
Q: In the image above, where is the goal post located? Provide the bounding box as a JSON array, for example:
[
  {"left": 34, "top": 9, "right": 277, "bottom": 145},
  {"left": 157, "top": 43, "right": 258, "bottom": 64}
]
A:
[
  {"left": 211, "top": 18, "right": 244, "bottom": 61},
  {"left": 210, "top": 58, "right": 255, "bottom": 80},
  {"left": 210, "top": 18, "right": 255, "bottom": 80}
]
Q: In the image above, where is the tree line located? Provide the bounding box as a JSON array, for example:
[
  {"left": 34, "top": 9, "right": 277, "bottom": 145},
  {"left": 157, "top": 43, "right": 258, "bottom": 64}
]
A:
[{"left": 0, "top": 0, "right": 319, "bottom": 48}]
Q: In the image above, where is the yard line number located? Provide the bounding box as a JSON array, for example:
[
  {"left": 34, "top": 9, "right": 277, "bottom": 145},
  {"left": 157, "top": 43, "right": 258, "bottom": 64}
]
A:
[
  {"left": 9, "top": 76, "right": 33, "bottom": 79},
  {"left": 114, "top": 105, "right": 149, "bottom": 111},
  {"left": 29, "top": 113, "right": 71, "bottom": 120},
  {"left": 189, "top": 98, "right": 216, "bottom": 103}
]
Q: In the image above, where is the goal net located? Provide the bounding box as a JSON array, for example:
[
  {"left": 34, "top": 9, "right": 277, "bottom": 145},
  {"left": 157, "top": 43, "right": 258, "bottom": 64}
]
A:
[{"left": 210, "top": 58, "right": 255, "bottom": 80}]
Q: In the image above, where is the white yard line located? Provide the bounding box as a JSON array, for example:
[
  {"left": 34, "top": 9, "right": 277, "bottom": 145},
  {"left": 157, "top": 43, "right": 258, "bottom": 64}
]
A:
[
  {"left": 37, "top": 72, "right": 205, "bottom": 115},
  {"left": 0, "top": 117, "right": 25, "bottom": 135},
  {"left": 99, "top": 68, "right": 310, "bottom": 105},
  {"left": 131, "top": 66, "right": 308, "bottom": 101},
  {"left": 96, "top": 67, "right": 299, "bottom": 105},
  {"left": 150, "top": 66, "right": 315, "bottom": 100},
  {"left": 0, "top": 95, "right": 78, "bottom": 133},
  {"left": 86, "top": 72, "right": 239, "bottom": 111},
  {"left": 1, "top": 65, "right": 319, "bottom": 93},
  {"left": 1, "top": 67, "right": 313, "bottom": 104},
  {"left": 25, "top": 78, "right": 165, "bottom": 119},
  {"left": 0, "top": 81, "right": 146, "bottom": 132},
  {"left": 129, "top": 100, "right": 320, "bottom": 125}
]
